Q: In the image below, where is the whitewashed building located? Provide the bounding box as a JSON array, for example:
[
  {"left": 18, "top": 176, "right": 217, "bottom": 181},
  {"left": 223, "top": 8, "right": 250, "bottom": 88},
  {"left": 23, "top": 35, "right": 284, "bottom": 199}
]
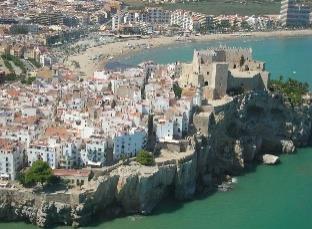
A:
[
  {"left": 0, "top": 139, "right": 23, "bottom": 180},
  {"left": 113, "top": 128, "right": 147, "bottom": 160},
  {"left": 59, "top": 141, "right": 80, "bottom": 169},
  {"left": 154, "top": 118, "right": 174, "bottom": 141},
  {"left": 27, "top": 138, "right": 60, "bottom": 169},
  {"left": 80, "top": 136, "right": 108, "bottom": 167}
]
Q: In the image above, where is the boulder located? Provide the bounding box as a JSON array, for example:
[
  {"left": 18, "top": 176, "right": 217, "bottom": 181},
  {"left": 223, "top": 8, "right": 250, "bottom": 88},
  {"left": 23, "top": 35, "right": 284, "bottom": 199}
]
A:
[
  {"left": 262, "top": 154, "right": 280, "bottom": 165},
  {"left": 280, "top": 140, "right": 295, "bottom": 154}
]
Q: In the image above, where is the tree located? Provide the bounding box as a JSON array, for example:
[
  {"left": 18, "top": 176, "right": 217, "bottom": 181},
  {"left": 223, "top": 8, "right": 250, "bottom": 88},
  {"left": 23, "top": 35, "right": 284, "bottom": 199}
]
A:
[
  {"left": 111, "top": 99, "right": 116, "bottom": 109},
  {"left": 136, "top": 150, "right": 154, "bottom": 166},
  {"left": 269, "top": 76, "right": 309, "bottom": 106},
  {"left": 241, "top": 21, "right": 251, "bottom": 31},
  {"left": 20, "top": 160, "right": 54, "bottom": 187},
  {"left": 240, "top": 55, "right": 245, "bottom": 68},
  {"left": 231, "top": 19, "right": 239, "bottom": 32},
  {"left": 173, "top": 83, "right": 182, "bottom": 99}
]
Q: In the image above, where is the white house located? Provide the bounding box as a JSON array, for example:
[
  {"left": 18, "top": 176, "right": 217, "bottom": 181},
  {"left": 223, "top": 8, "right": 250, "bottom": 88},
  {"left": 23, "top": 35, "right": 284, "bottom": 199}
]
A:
[
  {"left": 113, "top": 127, "right": 147, "bottom": 160},
  {"left": 154, "top": 117, "right": 174, "bottom": 141},
  {"left": 21, "top": 106, "right": 37, "bottom": 117},
  {"left": 59, "top": 141, "right": 80, "bottom": 169},
  {"left": 80, "top": 136, "right": 108, "bottom": 167},
  {"left": 0, "top": 139, "right": 23, "bottom": 180},
  {"left": 1, "top": 127, "right": 36, "bottom": 147},
  {"left": 27, "top": 138, "right": 60, "bottom": 169}
]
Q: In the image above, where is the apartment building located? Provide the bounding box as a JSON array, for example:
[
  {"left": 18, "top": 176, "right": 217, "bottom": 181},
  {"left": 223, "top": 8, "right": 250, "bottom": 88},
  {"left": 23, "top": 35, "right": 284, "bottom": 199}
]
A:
[
  {"left": 280, "top": 0, "right": 310, "bottom": 27},
  {"left": 27, "top": 138, "right": 60, "bottom": 169},
  {"left": 0, "top": 139, "right": 23, "bottom": 180}
]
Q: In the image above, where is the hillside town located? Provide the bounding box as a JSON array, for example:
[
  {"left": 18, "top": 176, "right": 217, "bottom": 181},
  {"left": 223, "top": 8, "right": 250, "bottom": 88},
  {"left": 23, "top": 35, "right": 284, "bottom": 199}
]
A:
[
  {"left": 0, "top": 0, "right": 310, "bottom": 185},
  {"left": 0, "top": 0, "right": 310, "bottom": 184},
  {"left": 0, "top": 46, "right": 270, "bottom": 185},
  {"left": 0, "top": 0, "right": 311, "bottom": 80},
  {"left": 0, "top": 1, "right": 312, "bottom": 228}
]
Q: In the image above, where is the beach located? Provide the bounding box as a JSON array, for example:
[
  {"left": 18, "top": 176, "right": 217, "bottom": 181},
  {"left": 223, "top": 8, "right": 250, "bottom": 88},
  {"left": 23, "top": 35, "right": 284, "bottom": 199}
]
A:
[{"left": 66, "top": 29, "right": 312, "bottom": 78}]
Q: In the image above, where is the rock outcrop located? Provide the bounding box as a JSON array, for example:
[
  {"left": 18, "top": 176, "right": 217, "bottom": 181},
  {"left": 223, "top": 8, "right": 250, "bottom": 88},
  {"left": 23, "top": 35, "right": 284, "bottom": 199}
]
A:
[
  {"left": 0, "top": 91, "right": 311, "bottom": 227},
  {"left": 262, "top": 154, "right": 280, "bottom": 165}
]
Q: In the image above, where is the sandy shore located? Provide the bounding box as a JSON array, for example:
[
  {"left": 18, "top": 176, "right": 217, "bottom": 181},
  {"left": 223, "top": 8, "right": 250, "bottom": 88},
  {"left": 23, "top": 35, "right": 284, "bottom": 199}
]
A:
[{"left": 67, "top": 29, "right": 312, "bottom": 78}]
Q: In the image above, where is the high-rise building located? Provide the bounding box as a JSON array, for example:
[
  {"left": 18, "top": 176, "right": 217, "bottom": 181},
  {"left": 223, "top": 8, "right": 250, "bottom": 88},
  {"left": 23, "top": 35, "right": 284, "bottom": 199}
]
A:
[
  {"left": 280, "top": 0, "right": 310, "bottom": 27},
  {"left": 29, "top": 11, "right": 64, "bottom": 26}
]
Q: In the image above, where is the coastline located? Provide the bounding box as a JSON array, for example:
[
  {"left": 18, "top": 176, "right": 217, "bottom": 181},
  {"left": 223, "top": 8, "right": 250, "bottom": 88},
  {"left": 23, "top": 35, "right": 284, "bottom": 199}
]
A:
[
  {"left": 0, "top": 91, "right": 311, "bottom": 228},
  {"left": 66, "top": 29, "right": 312, "bottom": 77}
]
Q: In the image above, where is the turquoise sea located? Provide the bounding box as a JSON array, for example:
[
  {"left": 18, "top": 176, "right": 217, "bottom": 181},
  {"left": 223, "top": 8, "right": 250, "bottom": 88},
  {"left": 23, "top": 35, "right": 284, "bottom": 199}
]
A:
[
  {"left": 2, "top": 36, "right": 312, "bottom": 229},
  {"left": 117, "top": 36, "right": 312, "bottom": 85}
]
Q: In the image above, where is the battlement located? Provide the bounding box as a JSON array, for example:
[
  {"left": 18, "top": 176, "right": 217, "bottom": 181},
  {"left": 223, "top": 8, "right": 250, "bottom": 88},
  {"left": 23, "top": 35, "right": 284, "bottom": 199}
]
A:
[
  {"left": 193, "top": 46, "right": 253, "bottom": 66},
  {"left": 180, "top": 47, "right": 269, "bottom": 100}
]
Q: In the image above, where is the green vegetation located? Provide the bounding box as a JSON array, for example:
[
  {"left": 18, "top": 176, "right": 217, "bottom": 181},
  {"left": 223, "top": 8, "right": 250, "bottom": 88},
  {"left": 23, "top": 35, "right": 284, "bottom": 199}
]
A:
[
  {"left": 2, "top": 58, "right": 14, "bottom": 73},
  {"left": 164, "top": 0, "right": 281, "bottom": 16},
  {"left": 241, "top": 21, "right": 252, "bottom": 31},
  {"left": 124, "top": 0, "right": 281, "bottom": 16},
  {"left": 18, "top": 160, "right": 56, "bottom": 187},
  {"left": 10, "top": 26, "right": 28, "bottom": 35},
  {"left": 71, "top": 60, "right": 80, "bottom": 69},
  {"left": 269, "top": 76, "right": 309, "bottom": 106},
  {"left": 5, "top": 73, "right": 18, "bottom": 81},
  {"left": 28, "top": 58, "right": 41, "bottom": 68},
  {"left": 1, "top": 54, "right": 26, "bottom": 74},
  {"left": 136, "top": 150, "right": 155, "bottom": 166},
  {"left": 21, "top": 77, "right": 36, "bottom": 85},
  {"left": 173, "top": 83, "right": 182, "bottom": 99},
  {"left": 240, "top": 55, "right": 245, "bottom": 67}
]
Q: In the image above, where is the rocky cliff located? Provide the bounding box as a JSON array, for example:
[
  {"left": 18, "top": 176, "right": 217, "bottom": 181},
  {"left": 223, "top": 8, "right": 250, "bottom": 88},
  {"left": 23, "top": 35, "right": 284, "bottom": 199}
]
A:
[{"left": 0, "top": 91, "right": 311, "bottom": 227}]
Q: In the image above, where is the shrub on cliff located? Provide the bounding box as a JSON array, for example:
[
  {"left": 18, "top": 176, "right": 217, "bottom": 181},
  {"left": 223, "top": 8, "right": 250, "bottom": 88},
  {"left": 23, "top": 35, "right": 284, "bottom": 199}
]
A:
[
  {"left": 19, "top": 160, "right": 55, "bottom": 187},
  {"left": 269, "top": 76, "right": 309, "bottom": 106},
  {"left": 136, "top": 150, "right": 154, "bottom": 166}
]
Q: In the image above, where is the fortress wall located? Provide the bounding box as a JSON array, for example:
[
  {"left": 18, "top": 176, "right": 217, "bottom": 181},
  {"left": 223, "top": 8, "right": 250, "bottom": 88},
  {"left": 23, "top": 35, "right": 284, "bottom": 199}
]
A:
[
  {"left": 227, "top": 72, "right": 263, "bottom": 92},
  {"left": 224, "top": 48, "right": 253, "bottom": 63},
  {"left": 211, "top": 63, "right": 229, "bottom": 99},
  {"left": 179, "top": 63, "right": 194, "bottom": 87}
]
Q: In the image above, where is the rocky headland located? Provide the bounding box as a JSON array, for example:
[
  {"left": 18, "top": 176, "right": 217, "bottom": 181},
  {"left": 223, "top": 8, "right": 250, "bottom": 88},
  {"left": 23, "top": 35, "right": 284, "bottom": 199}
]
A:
[{"left": 0, "top": 91, "right": 311, "bottom": 227}]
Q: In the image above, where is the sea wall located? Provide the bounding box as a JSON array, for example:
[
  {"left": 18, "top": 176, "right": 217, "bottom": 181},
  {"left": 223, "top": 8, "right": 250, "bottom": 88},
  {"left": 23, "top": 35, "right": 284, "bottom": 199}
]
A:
[{"left": 0, "top": 91, "right": 311, "bottom": 227}]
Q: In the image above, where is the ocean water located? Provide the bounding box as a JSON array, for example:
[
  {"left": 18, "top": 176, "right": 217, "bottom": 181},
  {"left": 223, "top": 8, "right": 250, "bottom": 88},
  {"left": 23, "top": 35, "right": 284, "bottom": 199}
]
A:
[
  {"left": 2, "top": 36, "right": 312, "bottom": 229},
  {"left": 3, "top": 148, "right": 312, "bottom": 229},
  {"left": 117, "top": 36, "right": 312, "bottom": 85}
]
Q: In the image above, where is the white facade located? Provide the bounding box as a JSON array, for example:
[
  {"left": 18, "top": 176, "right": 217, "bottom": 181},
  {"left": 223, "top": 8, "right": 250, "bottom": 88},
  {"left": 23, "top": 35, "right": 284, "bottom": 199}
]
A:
[
  {"left": 151, "top": 96, "right": 170, "bottom": 113},
  {"left": 21, "top": 106, "right": 37, "bottom": 117},
  {"left": 59, "top": 142, "right": 80, "bottom": 169},
  {"left": 81, "top": 137, "right": 108, "bottom": 167},
  {"left": 113, "top": 128, "right": 146, "bottom": 160},
  {"left": 0, "top": 140, "right": 23, "bottom": 180},
  {"left": 155, "top": 118, "right": 174, "bottom": 141},
  {"left": 27, "top": 138, "right": 60, "bottom": 169},
  {"left": 1, "top": 128, "right": 36, "bottom": 147}
]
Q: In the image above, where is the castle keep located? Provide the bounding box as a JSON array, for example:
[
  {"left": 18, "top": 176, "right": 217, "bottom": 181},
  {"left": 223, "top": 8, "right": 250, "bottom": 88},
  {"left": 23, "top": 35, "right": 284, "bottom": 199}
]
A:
[{"left": 179, "top": 47, "right": 270, "bottom": 100}]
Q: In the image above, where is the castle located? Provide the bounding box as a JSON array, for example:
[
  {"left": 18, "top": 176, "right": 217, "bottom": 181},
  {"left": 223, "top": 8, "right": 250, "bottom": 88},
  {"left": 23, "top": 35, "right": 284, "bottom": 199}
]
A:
[{"left": 179, "top": 47, "right": 270, "bottom": 100}]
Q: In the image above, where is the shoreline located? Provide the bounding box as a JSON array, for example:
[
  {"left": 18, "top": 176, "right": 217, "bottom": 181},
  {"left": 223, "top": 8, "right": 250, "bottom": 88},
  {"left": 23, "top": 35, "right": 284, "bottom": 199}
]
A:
[
  {"left": 66, "top": 29, "right": 312, "bottom": 78},
  {"left": 0, "top": 91, "right": 310, "bottom": 228}
]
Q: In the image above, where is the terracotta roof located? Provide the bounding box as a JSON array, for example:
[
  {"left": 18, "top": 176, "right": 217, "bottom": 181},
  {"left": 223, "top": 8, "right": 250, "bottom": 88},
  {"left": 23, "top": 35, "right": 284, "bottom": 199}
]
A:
[
  {"left": 7, "top": 88, "right": 20, "bottom": 98},
  {"left": 45, "top": 126, "right": 71, "bottom": 140},
  {"left": 0, "top": 139, "right": 17, "bottom": 152}
]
